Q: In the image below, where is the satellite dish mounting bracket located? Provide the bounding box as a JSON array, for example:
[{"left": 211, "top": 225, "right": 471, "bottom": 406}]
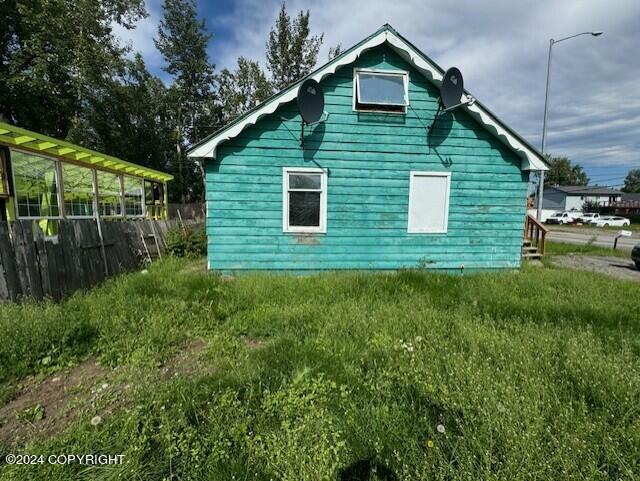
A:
[
  {"left": 427, "top": 96, "right": 475, "bottom": 133},
  {"left": 300, "top": 112, "right": 330, "bottom": 148}
]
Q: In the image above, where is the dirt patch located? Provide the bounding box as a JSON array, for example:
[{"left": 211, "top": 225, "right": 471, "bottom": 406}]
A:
[
  {"left": 0, "top": 339, "right": 216, "bottom": 447},
  {"left": 553, "top": 255, "right": 640, "bottom": 281},
  {"left": 0, "top": 359, "right": 109, "bottom": 445},
  {"left": 160, "top": 339, "right": 212, "bottom": 378}
]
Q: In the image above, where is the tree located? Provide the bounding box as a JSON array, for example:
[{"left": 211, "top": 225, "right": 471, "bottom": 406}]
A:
[
  {"left": 67, "top": 54, "right": 175, "bottom": 175},
  {"left": 622, "top": 169, "right": 640, "bottom": 193},
  {"left": 217, "top": 58, "right": 273, "bottom": 123},
  {"left": 0, "top": 0, "right": 146, "bottom": 138},
  {"left": 155, "top": 0, "right": 218, "bottom": 202},
  {"left": 545, "top": 155, "right": 589, "bottom": 186},
  {"left": 581, "top": 200, "right": 603, "bottom": 213},
  {"left": 328, "top": 44, "right": 343, "bottom": 60},
  {"left": 265, "top": 3, "right": 323, "bottom": 90}
]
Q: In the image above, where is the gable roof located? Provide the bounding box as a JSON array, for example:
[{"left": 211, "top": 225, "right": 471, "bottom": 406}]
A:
[
  {"left": 546, "top": 185, "right": 622, "bottom": 195},
  {"left": 188, "top": 24, "right": 548, "bottom": 172}
]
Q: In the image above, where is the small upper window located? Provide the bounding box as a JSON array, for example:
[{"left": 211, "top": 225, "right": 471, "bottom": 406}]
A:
[
  {"left": 283, "top": 168, "right": 327, "bottom": 233},
  {"left": 355, "top": 70, "right": 408, "bottom": 113}
]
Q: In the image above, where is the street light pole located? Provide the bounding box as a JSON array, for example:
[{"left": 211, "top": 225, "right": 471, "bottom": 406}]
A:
[{"left": 536, "top": 31, "right": 603, "bottom": 221}]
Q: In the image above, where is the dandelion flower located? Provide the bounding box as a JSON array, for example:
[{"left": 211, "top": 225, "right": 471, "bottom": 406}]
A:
[
  {"left": 437, "top": 424, "right": 445, "bottom": 434},
  {"left": 426, "top": 440, "right": 434, "bottom": 449},
  {"left": 90, "top": 415, "right": 102, "bottom": 426}
]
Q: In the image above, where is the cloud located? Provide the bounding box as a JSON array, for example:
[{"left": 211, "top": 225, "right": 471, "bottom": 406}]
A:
[
  {"left": 111, "top": 0, "right": 168, "bottom": 79},
  {"left": 115, "top": 0, "right": 640, "bottom": 174}
]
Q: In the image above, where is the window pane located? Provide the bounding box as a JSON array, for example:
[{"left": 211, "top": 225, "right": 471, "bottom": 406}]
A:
[
  {"left": 289, "top": 191, "right": 320, "bottom": 227},
  {"left": 145, "top": 180, "right": 165, "bottom": 218},
  {"left": 124, "top": 176, "right": 144, "bottom": 216},
  {"left": 289, "top": 173, "right": 321, "bottom": 190},
  {"left": 358, "top": 73, "right": 406, "bottom": 105},
  {"left": 97, "top": 171, "right": 122, "bottom": 217},
  {"left": 62, "top": 163, "right": 94, "bottom": 217},
  {"left": 11, "top": 150, "right": 60, "bottom": 218}
]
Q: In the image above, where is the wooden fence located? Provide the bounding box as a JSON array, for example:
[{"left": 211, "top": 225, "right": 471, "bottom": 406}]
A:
[
  {"left": 168, "top": 203, "right": 205, "bottom": 221},
  {"left": 0, "top": 219, "right": 186, "bottom": 302}
]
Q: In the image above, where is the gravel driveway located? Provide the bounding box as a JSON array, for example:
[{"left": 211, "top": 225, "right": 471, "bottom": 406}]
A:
[{"left": 553, "top": 255, "right": 640, "bottom": 281}]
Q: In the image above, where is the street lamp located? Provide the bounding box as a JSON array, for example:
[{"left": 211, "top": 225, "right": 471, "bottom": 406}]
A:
[{"left": 536, "top": 31, "right": 603, "bottom": 220}]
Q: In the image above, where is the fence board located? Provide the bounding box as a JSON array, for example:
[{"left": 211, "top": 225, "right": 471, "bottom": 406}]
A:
[
  {"left": 0, "top": 219, "right": 197, "bottom": 302},
  {"left": 34, "top": 226, "right": 52, "bottom": 298},
  {"left": 13, "top": 221, "right": 44, "bottom": 299},
  {"left": 0, "top": 223, "right": 20, "bottom": 300}
]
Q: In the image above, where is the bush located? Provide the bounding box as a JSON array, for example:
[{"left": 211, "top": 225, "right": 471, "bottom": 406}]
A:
[{"left": 165, "top": 225, "right": 206, "bottom": 258}]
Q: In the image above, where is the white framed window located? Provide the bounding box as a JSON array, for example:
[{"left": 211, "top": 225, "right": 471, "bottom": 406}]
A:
[
  {"left": 353, "top": 68, "right": 409, "bottom": 113},
  {"left": 11, "top": 149, "right": 62, "bottom": 219},
  {"left": 61, "top": 162, "right": 96, "bottom": 218},
  {"left": 283, "top": 167, "right": 327, "bottom": 233},
  {"left": 407, "top": 171, "right": 451, "bottom": 234}
]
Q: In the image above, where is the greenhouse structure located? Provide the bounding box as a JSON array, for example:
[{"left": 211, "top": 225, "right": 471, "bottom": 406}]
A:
[{"left": 0, "top": 122, "right": 173, "bottom": 231}]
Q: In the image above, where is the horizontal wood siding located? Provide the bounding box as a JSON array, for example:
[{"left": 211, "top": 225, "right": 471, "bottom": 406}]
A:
[{"left": 206, "top": 45, "right": 529, "bottom": 272}]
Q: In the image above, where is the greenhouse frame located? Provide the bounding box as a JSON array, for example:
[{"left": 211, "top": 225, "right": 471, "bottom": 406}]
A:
[{"left": 0, "top": 122, "right": 173, "bottom": 228}]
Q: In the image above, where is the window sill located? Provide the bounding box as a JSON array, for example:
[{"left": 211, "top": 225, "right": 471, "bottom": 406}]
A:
[
  {"left": 283, "top": 229, "right": 326, "bottom": 235},
  {"left": 354, "top": 107, "right": 407, "bottom": 115}
]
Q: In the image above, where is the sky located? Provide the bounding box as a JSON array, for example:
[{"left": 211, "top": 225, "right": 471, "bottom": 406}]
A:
[{"left": 114, "top": 0, "right": 640, "bottom": 186}]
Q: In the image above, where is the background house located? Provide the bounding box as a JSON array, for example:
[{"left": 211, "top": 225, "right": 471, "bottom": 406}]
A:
[
  {"left": 189, "top": 25, "right": 548, "bottom": 273},
  {"left": 541, "top": 185, "right": 622, "bottom": 211},
  {"left": 609, "top": 192, "right": 640, "bottom": 221}
]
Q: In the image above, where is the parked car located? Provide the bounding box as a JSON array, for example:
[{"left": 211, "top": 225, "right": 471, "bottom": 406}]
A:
[
  {"left": 577, "top": 212, "right": 600, "bottom": 224},
  {"left": 592, "top": 216, "right": 631, "bottom": 227},
  {"left": 632, "top": 244, "right": 640, "bottom": 269},
  {"left": 545, "top": 212, "right": 572, "bottom": 224}
]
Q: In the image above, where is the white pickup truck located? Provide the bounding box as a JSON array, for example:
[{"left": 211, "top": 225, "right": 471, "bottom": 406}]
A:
[{"left": 545, "top": 211, "right": 582, "bottom": 225}]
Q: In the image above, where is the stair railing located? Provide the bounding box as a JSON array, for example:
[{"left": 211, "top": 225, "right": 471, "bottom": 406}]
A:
[{"left": 524, "top": 214, "right": 549, "bottom": 255}]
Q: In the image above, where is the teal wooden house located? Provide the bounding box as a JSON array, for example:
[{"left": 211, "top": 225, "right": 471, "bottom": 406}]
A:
[{"left": 188, "top": 25, "right": 549, "bottom": 273}]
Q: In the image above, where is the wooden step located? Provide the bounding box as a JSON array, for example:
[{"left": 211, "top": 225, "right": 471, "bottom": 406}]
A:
[{"left": 522, "top": 252, "right": 543, "bottom": 260}]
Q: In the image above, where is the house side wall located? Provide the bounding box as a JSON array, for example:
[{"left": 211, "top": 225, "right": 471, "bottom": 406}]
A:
[
  {"left": 542, "top": 189, "right": 567, "bottom": 211},
  {"left": 565, "top": 195, "right": 584, "bottom": 211},
  {"left": 206, "top": 45, "right": 529, "bottom": 272}
]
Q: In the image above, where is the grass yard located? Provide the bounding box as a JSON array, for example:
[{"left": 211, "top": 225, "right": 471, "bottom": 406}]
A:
[
  {"left": 1, "top": 259, "right": 639, "bottom": 480},
  {"left": 545, "top": 240, "right": 632, "bottom": 258}
]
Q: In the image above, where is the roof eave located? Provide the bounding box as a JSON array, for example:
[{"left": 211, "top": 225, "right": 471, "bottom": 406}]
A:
[{"left": 188, "top": 25, "right": 548, "bottom": 172}]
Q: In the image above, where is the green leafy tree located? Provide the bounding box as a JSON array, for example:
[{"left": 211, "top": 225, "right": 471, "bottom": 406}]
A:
[
  {"left": 545, "top": 155, "right": 589, "bottom": 186},
  {"left": 265, "top": 3, "right": 323, "bottom": 90},
  {"left": 68, "top": 54, "right": 174, "bottom": 175},
  {"left": 155, "top": 0, "right": 218, "bottom": 202},
  {"left": 217, "top": 58, "right": 273, "bottom": 123},
  {"left": 0, "top": 0, "right": 146, "bottom": 137},
  {"left": 581, "top": 200, "right": 603, "bottom": 213},
  {"left": 622, "top": 169, "right": 640, "bottom": 193},
  {"left": 328, "top": 44, "right": 343, "bottom": 60}
]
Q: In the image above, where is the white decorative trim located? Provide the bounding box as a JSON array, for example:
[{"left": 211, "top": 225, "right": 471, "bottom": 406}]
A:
[
  {"left": 407, "top": 171, "right": 451, "bottom": 234},
  {"left": 188, "top": 28, "right": 548, "bottom": 172},
  {"left": 282, "top": 167, "right": 327, "bottom": 234}
]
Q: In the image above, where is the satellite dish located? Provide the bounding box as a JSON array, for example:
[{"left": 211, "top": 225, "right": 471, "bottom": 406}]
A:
[
  {"left": 297, "top": 79, "right": 324, "bottom": 124},
  {"left": 427, "top": 67, "right": 474, "bottom": 134},
  {"left": 440, "top": 67, "right": 464, "bottom": 110}
]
